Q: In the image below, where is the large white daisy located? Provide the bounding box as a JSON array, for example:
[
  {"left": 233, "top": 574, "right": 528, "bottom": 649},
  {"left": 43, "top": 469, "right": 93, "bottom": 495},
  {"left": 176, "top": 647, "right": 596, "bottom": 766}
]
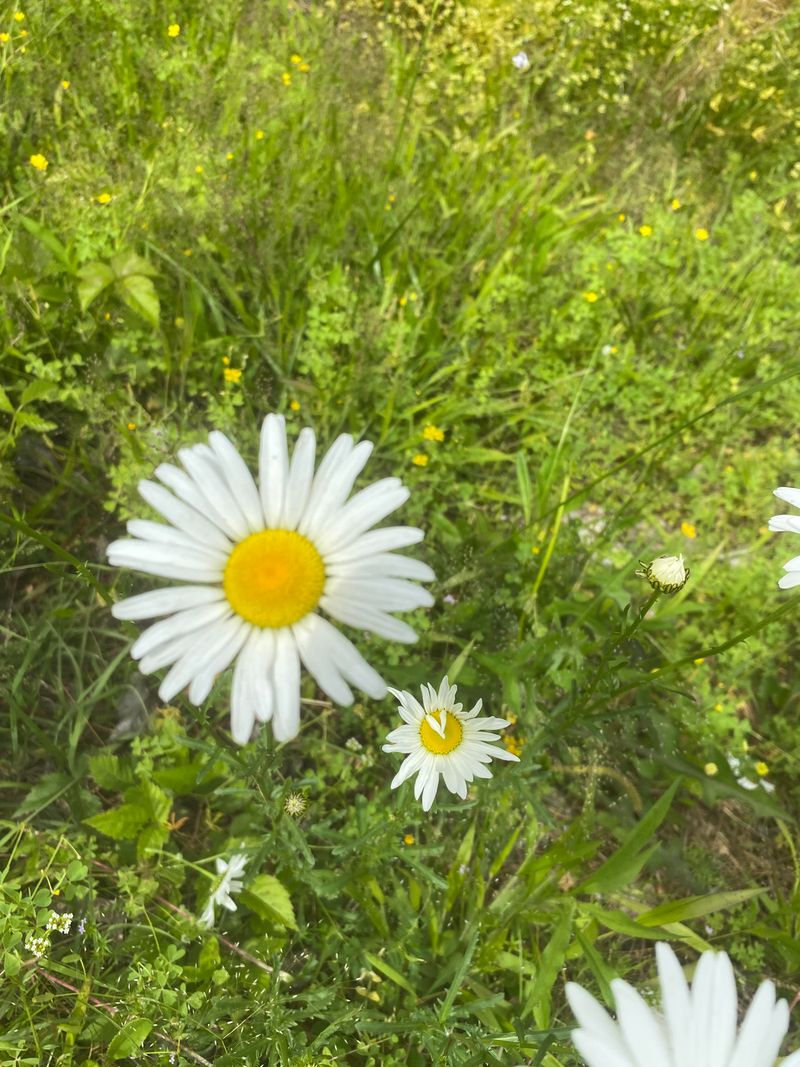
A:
[
  {"left": 382, "top": 675, "right": 519, "bottom": 811},
  {"left": 769, "top": 486, "right": 800, "bottom": 589},
  {"left": 108, "top": 414, "right": 435, "bottom": 744},
  {"left": 566, "top": 941, "right": 800, "bottom": 1067}
]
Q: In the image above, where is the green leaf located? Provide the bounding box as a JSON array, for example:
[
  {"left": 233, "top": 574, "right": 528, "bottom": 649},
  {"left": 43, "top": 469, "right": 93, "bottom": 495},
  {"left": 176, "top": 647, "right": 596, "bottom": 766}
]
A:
[
  {"left": 576, "top": 779, "right": 680, "bottom": 895},
  {"left": 107, "top": 1018, "right": 153, "bottom": 1060},
  {"left": 4, "top": 951, "right": 21, "bottom": 977},
  {"left": 88, "top": 752, "right": 135, "bottom": 792},
  {"left": 77, "top": 261, "right": 115, "bottom": 310},
  {"left": 637, "top": 888, "right": 765, "bottom": 927},
  {"left": 515, "top": 450, "right": 533, "bottom": 524},
  {"left": 125, "top": 779, "right": 171, "bottom": 824},
  {"left": 0, "top": 385, "right": 12, "bottom": 413},
  {"left": 363, "top": 950, "right": 417, "bottom": 997},
  {"left": 241, "top": 874, "right": 297, "bottom": 930},
  {"left": 117, "top": 272, "right": 160, "bottom": 327},
  {"left": 20, "top": 380, "right": 56, "bottom": 406},
  {"left": 18, "top": 215, "right": 73, "bottom": 270},
  {"left": 14, "top": 411, "right": 57, "bottom": 433},
  {"left": 14, "top": 771, "right": 73, "bottom": 817},
  {"left": 110, "top": 250, "right": 158, "bottom": 278},
  {"left": 524, "top": 902, "right": 575, "bottom": 1025},
  {"left": 84, "top": 803, "right": 149, "bottom": 841}
]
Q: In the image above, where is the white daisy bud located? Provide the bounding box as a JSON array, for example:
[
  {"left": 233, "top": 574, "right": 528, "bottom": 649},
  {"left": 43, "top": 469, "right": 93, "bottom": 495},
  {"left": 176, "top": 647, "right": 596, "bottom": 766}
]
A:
[{"left": 636, "top": 554, "right": 689, "bottom": 594}]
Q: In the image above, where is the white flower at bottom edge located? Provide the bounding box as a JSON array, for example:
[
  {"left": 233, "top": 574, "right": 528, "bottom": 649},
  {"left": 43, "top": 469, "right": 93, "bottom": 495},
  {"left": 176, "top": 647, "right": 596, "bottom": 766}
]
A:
[
  {"left": 382, "top": 675, "right": 519, "bottom": 811},
  {"left": 769, "top": 486, "right": 800, "bottom": 589},
  {"left": 566, "top": 941, "right": 800, "bottom": 1067},
  {"left": 200, "top": 853, "right": 247, "bottom": 928}
]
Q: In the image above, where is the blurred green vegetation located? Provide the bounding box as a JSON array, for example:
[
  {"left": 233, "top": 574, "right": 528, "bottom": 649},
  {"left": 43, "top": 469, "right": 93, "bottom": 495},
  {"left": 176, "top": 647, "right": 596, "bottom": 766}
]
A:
[{"left": 2, "top": 0, "right": 800, "bottom": 1063}]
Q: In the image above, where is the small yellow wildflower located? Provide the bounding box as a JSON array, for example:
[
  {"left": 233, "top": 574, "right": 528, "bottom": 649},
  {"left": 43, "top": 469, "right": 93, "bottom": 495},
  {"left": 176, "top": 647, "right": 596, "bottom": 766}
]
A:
[
  {"left": 255, "top": 129, "right": 264, "bottom": 140},
  {"left": 222, "top": 355, "right": 230, "bottom": 366},
  {"left": 182, "top": 248, "right": 193, "bottom": 256},
  {"left": 617, "top": 213, "right": 626, "bottom": 222},
  {"left": 704, "top": 762, "right": 718, "bottom": 776},
  {"left": 639, "top": 224, "right": 653, "bottom": 237},
  {"left": 290, "top": 53, "right": 302, "bottom": 64},
  {"left": 224, "top": 367, "right": 242, "bottom": 384},
  {"left": 0, "top": 32, "right": 9, "bottom": 42},
  {"left": 19, "top": 28, "right": 27, "bottom": 37},
  {"left": 399, "top": 295, "right": 407, "bottom": 306},
  {"left": 583, "top": 291, "right": 599, "bottom": 303},
  {"left": 226, "top": 152, "right": 234, "bottom": 161},
  {"left": 755, "top": 761, "right": 769, "bottom": 776},
  {"left": 411, "top": 453, "right": 429, "bottom": 467},
  {"left": 96, "top": 192, "right": 112, "bottom": 204},
  {"left": 387, "top": 193, "right": 396, "bottom": 203},
  {"left": 671, "top": 198, "right": 681, "bottom": 210},
  {"left": 104, "top": 312, "right": 111, "bottom": 321},
  {"left": 748, "top": 170, "right": 758, "bottom": 181},
  {"left": 531, "top": 545, "right": 540, "bottom": 555},
  {"left": 422, "top": 424, "right": 445, "bottom": 442},
  {"left": 695, "top": 227, "right": 709, "bottom": 241},
  {"left": 694, "top": 657, "right": 705, "bottom": 665},
  {"left": 681, "top": 521, "right": 697, "bottom": 539},
  {"left": 194, "top": 165, "right": 203, "bottom": 174},
  {"left": 409, "top": 291, "right": 417, "bottom": 301},
  {"left": 29, "top": 153, "right": 49, "bottom": 171},
  {"left": 281, "top": 72, "right": 291, "bottom": 86},
  {"left": 61, "top": 79, "right": 70, "bottom": 90},
  {"left": 168, "top": 23, "right": 180, "bottom": 37},
  {"left": 298, "top": 63, "right": 310, "bottom": 72},
  {"left": 403, "top": 834, "right": 414, "bottom": 846},
  {"left": 289, "top": 399, "right": 301, "bottom": 411},
  {"left": 14, "top": 11, "right": 25, "bottom": 21},
  {"left": 714, "top": 703, "right": 724, "bottom": 712},
  {"left": 127, "top": 422, "right": 137, "bottom": 431},
  {"left": 174, "top": 316, "right": 185, "bottom": 328}
]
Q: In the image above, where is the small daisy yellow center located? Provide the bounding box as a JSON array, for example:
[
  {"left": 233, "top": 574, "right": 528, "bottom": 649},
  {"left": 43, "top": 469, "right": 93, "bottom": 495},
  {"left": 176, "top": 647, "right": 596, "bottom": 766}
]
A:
[
  {"left": 223, "top": 529, "right": 325, "bottom": 628},
  {"left": 420, "top": 710, "right": 463, "bottom": 755}
]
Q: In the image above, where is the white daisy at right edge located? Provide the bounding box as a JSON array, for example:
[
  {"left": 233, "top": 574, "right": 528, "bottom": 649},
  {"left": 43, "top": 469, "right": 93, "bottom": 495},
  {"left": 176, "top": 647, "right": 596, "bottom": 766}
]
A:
[
  {"left": 566, "top": 941, "right": 800, "bottom": 1067},
  {"left": 769, "top": 486, "right": 800, "bottom": 588},
  {"left": 382, "top": 676, "right": 519, "bottom": 811}
]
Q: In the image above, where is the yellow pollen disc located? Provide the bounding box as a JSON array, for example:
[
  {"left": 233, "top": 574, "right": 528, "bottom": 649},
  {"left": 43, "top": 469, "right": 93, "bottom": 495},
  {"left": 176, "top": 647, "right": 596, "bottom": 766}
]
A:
[
  {"left": 223, "top": 529, "right": 325, "bottom": 628},
  {"left": 420, "top": 711, "right": 463, "bottom": 755}
]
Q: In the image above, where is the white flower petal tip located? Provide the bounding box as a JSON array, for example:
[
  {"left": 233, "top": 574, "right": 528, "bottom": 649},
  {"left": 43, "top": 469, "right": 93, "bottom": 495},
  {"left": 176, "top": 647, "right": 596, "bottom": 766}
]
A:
[
  {"left": 200, "top": 853, "right": 248, "bottom": 928},
  {"left": 383, "top": 676, "right": 520, "bottom": 810},
  {"left": 108, "top": 416, "right": 433, "bottom": 745},
  {"left": 770, "top": 487, "right": 800, "bottom": 590},
  {"left": 567, "top": 941, "right": 798, "bottom": 1067}
]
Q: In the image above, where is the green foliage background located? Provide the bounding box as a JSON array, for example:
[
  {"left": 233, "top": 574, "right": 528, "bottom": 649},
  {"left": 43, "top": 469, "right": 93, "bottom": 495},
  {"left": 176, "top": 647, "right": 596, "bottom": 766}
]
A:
[{"left": 2, "top": 0, "right": 800, "bottom": 1063}]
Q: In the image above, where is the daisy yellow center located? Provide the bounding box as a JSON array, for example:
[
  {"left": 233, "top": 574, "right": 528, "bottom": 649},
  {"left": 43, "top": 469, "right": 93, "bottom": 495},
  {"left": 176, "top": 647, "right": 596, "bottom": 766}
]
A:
[
  {"left": 420, "top": 710, "right": 463, "bottom": 755},
  {"left": 223, "top": 529, "right": 325, "bottom": 628}
]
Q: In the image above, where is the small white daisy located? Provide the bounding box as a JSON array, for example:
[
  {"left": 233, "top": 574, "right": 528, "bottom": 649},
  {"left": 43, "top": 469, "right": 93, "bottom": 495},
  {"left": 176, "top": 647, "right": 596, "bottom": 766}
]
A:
[
  {"left": 727, "top": 754, "right": 775, "bottom": 794},
  {"left": 108, "top": 414, "right": 435, "bottom": 744},
  {"left": 382, "top": 676, "right": 519, "bottom": 811},
  {"left": 567, "top": 941, "right": 800, "bottom": 1067},
  {"left": 769, "top": 486, "right": 800, "bottom": 588},
  {"left": 200, "top": 853, "right": 247, "bottom": 928}
]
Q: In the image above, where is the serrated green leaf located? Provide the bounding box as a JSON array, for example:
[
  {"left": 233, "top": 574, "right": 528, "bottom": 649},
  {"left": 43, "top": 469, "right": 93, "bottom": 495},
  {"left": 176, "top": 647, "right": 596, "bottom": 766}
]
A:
[
  {"left": 241, "top": 874, "right": 297, "bottom": 929},
  {"left": 84, "top": 803, "right": 149, "bottom": 841},
  {"left": 637, "top": 888, "right": 765, "bottom": 927},
  {"left": 110, "top": 250, "right": 157, "bottom": 278},
  {"left": 20, "top": 380, "right": 56, "bottom": 406},
  {"left": 14, "top": 411, "right": 57, "bottom": 433},
  {"left": 125, "top": 779, "right": 171, "bottom": 824},
  {"left": 77, "top": 261, "right": 115, "bottom": 310},
  {"left": 13, "top": 771, "right": 74, "bottom": 818},
  {"left": 117, "top": 272, "right": 159, "bottom": 327},
  {"left": 88, "top": 752, "right": 135, "bottom": 792},
  {"left": 107, "top": 1018, "right": 153, "bottom": 1060},
  {"left": 576, "top": 779, "right": 680, "bottom": 895}
]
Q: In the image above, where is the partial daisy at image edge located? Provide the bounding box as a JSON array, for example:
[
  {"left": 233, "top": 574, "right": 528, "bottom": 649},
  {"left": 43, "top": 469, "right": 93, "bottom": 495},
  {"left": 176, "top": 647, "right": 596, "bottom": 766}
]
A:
[
  {"left": 107, "top": 413, "right": 435, "bottom": 745},
  {"left": 382, "top": 675, "right": 519, "bottom": 811},
  {"left": 566, "top": 940, "right": 800, "bottom": 1067}
]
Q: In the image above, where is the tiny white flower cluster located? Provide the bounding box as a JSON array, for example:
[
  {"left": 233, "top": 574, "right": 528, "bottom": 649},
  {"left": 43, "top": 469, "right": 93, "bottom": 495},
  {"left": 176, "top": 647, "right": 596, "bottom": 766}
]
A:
[
  {"left": 45, "top": 910, "right": 74, "bottom": 934},
  {"left": 24, "top": 933, "right": 50, "bottom": 958}
]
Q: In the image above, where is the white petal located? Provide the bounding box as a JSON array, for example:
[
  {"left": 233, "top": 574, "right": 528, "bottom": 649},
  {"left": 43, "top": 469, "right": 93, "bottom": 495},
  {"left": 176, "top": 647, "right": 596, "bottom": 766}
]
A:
[
  {"left": 421, "top": 766, "right": 440, "bottom": 811},
  {"left": 611, "top": 979, "right": 671, "bottom": 1067},
  {"left": 300, "top": 614, "right": 386, "bottom": 699},
  {"left": 729, "top": 982, "right": 788, "bottom": 1067},
  {"left": 282, "top": 427, "right": 316, "bottom": 530},
  {"left": 315, "top": 480, "right": 410, "bottom": 556},
  {"left": 153, "top": 463, "right": 234, "bottom": 547},
  {"left": 252, "top": 628, "right": 276, "bottom": 723},
  {"left": 571, "top": 1030, "right": 636, "bottom": 1067},
  {"left": 108, "top": 537, "right": 225, "bottom": 571},
  {"left": 774, "top": 486, "right": 800, "bottom": 510},
  {"left": 324, "top": 576, "right": 434, "bottom": 612},
  {"left": 126, "top": 518, "right": 222, "bottom": 553},
  {"left": 778, "top": 572, "right": 800, "bottom": 589},
  {"left": 655, "top": 942, "right": 692, "bottom": 1067},
  {"left": 705, "top": 952, "right": 738, "bottom": 1067},
  {"left": 566, "top": 983, "right": 625, "bottom": 1048},
  {"left": 179, "top": 446, "right": 251, "bottom": 541},
  {"left": 186, "top": 620, "right": 250, "bottom": 704},
  {"left": 139, "top": 626, "right": 207, "bottom": 674},
  {"left": 130, "top": 601, "right": 232, "bottom": 660},
  {"left": 779, "top": 1051, "right": 800, "bottom": 1067},
  {"left": 272, "top": 628, "right": 301, "bottom": 741},
  {"left": 300, "top": 437, "right": 374, "bottom": 541},
  {"left": 208, "top": 431, "right": 265, "bottom": 533},
  {"left": 112, "top": 585, "right": 224, "bottom": 621},
  {"left": 390, "top": 749, "right": 427, "bottom": 788},
  {"left": 292, "top": 614, "right": 354, "bottom": 705},
  {"left": 259, "top": 414, "right": 289, "bottom": 528},
  {"left": 326, "top": 552, "right": 436, "bottom": 582},
  {"left": 324, "top": 525, "right": 424, "bottom": 564},
  {"left": 230, "top": 631, "right": 260, "bottom": 745},
  {"left": 157, "top": 617, "right": 245, "bottom": 703},
  {"left": 320, "top": 593, "right": 419, "bottom": 643},
  {"left": 138, "top": 478, "right": 232, "bottom": 551},
  {"left": 769, "top": 516, "right": 800, "bottom": 534}
]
